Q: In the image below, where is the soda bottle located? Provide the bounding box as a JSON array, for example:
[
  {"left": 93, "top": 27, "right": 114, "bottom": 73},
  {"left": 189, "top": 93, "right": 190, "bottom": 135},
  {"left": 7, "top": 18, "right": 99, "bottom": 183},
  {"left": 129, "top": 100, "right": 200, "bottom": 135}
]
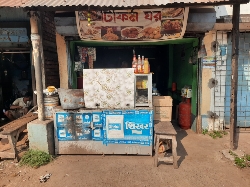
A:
[
  {"left": 132, "top": 54, "right": 137, "bottom": 73},
  {"left": 144, "top": 58, "right": 149, "bottom": 74},
  {"left": 137, "top": 55, "right": 142, "bottom": 73},
  {"left": 141, "top": 56, "right": 145, "bottom": 73}
]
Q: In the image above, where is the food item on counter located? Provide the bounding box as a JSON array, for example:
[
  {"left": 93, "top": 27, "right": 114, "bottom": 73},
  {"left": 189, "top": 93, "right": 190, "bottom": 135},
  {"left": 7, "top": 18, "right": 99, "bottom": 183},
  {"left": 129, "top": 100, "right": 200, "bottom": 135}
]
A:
[
  {"left": 136, "top": 81, "right": 142, "bottom": 89},
  {"left": 139, "top": 26, "right": 162, "bottom": 39},
  {"left": 136, "top": 95, "right": 148, "bottom": 104},
  {"left": 102, "top": 27, "right": 119, "bottom": 40},
  {"left": 162, "top": 20, "right": 182, "bottom": 33},
  {"left": 121, "top": 27, "right": 141, "bottom": 38},
  {"left": 162, "top": 8, "right": 184, "bottom": 18},
  {"left": 142, "top": 80, "right": 148, "bottom": 89}
]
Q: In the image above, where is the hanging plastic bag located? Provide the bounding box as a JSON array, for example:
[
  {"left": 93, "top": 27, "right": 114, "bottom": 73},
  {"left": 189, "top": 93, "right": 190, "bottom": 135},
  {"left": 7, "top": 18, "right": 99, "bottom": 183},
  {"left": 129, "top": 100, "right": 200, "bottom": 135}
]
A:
[{"left": 74, "top": 61, "right": 83, "bottom": 71}]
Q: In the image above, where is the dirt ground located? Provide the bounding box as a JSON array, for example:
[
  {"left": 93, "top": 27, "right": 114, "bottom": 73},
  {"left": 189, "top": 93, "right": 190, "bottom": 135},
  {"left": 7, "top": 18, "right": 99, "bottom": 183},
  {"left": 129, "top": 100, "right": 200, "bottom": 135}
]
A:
[{"left": 0, "top": 124, "right": 250, "bottom": 187}]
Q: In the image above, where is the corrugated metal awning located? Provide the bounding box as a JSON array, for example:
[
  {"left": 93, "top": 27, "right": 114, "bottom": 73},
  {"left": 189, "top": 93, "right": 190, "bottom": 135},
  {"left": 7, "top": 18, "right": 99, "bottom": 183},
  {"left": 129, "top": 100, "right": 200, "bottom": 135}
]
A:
[
  {"left": 0, "top": 0, "right": 249, "bottom": 9},
  {"left": 0, "top": 0, "right": 26, "bottom": 7}
]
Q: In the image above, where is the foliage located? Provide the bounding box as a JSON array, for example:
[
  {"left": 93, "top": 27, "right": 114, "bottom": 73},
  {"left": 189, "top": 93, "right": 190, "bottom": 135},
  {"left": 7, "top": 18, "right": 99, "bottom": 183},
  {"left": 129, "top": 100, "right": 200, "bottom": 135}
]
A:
[
  {"left": 229, "top": 150, "right": 237, "bottom": 157},
  {"left": 229, "top": 150, "right": 250, "bottom": 168},
  {"left": 245, "top": 154, "right": 250, "bottom": 161},
  {"left": 202, "top": 129, "right": 228, "bottom": 139},
  {"left": 234, "top": 157, "right": 246, "bottom": 168},
  {"left": 202, "top": 129, "right": 208, "bottom": 135},
  {"left": 19, "top": 149, "right": 53, "bottom": 168}
]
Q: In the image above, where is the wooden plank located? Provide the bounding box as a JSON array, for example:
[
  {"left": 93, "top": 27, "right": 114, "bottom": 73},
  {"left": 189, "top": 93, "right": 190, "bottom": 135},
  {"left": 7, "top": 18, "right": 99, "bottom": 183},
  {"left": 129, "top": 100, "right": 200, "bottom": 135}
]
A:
[
  {"left": 187, "top": 23, "right": 215, "bottom": 32},
  {"left": 158, "top": 156, "right": 173, "bottom": 162},
  {"left": 0, "top": 152, "right": 15, "bottom": 158},
  {"left": 230, "top": 4, "right": 240, "bottom": 150},
  {"left": 7, "top": 134, "right": 17, "bottom": 157},
  {"left": 0, "top": 113, "right": 37, "bottom": 135},
  {"left": 172, "top": 136, "right": 178, "bottom": 169},
  {"left": 213, "top": 23, "right": 250, "bottom": 31},
  {"left": 0, "top": 134, "right": 7, "bottom": 139},
  {"left": 154, "top": 121, "right": 177, "bottom": 135},
  {"left": 154, "top": 136, "right": 160, "bottom": 167}
]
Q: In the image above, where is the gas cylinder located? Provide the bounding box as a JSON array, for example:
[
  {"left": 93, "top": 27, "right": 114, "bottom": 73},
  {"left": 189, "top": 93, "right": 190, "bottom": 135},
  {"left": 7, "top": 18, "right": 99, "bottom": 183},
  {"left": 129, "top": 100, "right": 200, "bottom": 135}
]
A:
[{"left": 178, "top": 98, "right": 191, "bottom": 130}]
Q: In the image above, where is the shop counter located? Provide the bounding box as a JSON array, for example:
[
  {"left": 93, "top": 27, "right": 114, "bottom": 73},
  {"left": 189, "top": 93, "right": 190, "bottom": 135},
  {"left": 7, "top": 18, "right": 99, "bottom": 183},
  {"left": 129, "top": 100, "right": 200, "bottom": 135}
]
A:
[{"left": 54, "top": 107, "right": 154, "bottom": 155}]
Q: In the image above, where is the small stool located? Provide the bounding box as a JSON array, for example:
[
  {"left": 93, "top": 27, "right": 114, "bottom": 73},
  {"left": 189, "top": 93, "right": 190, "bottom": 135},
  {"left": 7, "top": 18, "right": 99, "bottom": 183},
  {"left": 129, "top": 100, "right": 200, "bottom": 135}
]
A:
[{"left": 154, "top": 121, "right": 178, "bottom": 169}]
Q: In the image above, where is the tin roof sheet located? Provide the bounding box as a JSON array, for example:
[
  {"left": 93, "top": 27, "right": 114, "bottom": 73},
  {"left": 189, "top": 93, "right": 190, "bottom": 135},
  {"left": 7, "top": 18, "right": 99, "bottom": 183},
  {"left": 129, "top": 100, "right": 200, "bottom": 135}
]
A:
[
  {"left": 0, "top": 0, "right": 248, "bottom": 8},
  {"left": 0, "top": 0, "right": 27, "bottom": 7}
]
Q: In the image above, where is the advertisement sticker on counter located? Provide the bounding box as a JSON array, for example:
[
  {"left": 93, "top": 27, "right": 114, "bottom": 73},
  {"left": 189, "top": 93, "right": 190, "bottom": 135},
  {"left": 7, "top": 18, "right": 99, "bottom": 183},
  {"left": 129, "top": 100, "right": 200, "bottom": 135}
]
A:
[
  {"left": 93, "top": 112, "right": 103, "bottom": 127},
  {"left": 93, "top": 122, "right": 103, "bottom": 128},
  {"left": 57, "top": 114, "right": 65, "bottom": 123},
  {"left": 82, "top": 113, "right": 92, "bottom": 124},
  {"left": 138, "top": 110, "right": 150, "bottom": 114},
  {"left": 103, "top": 140, "right": 151, "bottom": 145},
  {"left": 57, "top": 126, "right": 75, "bottom": 141},
  {"left": 75, "top": 113, "right": 83, "bottom": 124},
  {"left": 124, "top": 112, "right": 152, "bottom": 136},
  {"left": 56, "top": 113, "right": 74, "bottom": 127},
  {"left": 106, "top": 115, "right": 124, "bottom": 139},
  {"left": 104, "top": 110, "right": 123, "bottom": 115},
  {"left": 92, "top": 128, "right": 103, "bottom": 141},
  {"left": 103, "top": 111, "right": 153, "bottom": 146},
  {"left": 74, "top": 113, "right": 92, "bottom": 127},
  {"left": 75, "top": 125, "right": 92, "bottom": 140},
  {"left": 124, "top": 110, "right": 136, "bottom": 115},
  {"left": 93, "top": 113, "right": 102, "bottom": 122}
]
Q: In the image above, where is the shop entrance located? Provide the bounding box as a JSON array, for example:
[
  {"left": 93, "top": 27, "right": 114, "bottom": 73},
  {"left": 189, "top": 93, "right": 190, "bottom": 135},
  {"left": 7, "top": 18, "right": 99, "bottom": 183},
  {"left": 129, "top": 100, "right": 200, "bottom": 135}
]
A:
[
  {"left": 71, "top": 38, "right": 199, "bottom": 129},
  {"left": 0, "top": 52, "right": 32, "bottom": 119}
]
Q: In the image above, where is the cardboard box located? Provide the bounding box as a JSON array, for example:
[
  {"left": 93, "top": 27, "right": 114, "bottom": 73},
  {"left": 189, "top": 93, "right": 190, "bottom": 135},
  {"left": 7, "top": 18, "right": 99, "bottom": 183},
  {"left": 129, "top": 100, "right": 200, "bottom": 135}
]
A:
[
  {"left": 153, "top": 96, "right": 173, "bottom": 106},
  {"left": 153, "top": 96, "right": 172, "bottom": 121},
  {"left": 154, "top": 106, "right": 172, "bottom": 121}
]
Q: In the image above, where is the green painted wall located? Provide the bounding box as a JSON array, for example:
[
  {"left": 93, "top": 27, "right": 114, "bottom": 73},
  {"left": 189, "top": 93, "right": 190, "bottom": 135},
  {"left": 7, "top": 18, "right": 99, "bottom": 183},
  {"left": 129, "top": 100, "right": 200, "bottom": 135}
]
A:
[{"left": 170, "top": 42, "right": 198, "bottom": 128}]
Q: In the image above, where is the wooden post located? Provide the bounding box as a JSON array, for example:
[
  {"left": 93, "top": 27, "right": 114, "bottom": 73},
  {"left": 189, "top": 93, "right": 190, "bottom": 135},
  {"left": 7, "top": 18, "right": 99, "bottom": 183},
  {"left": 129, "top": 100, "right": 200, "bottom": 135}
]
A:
[
  {"left": 30, "top": 11, "right": 45, "bottom": 121},
  {"left": 230, "top": 4, "right": 240, "bottom": 150}
]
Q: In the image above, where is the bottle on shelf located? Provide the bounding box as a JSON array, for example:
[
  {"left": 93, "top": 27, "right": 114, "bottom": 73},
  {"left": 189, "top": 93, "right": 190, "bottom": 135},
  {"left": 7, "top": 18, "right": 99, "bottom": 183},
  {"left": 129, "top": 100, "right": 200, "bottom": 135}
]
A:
[
  {"left": 141, "top": 56, "right": 144, "bottom": 73},
  {"left": 132, "top": 54, "right": 137, "bottom": 73},
  {"left": 137, "top": 55, "right": 142, "bottom": 73},
  {"left": 143, "top": 58, "right": 149, "bottom": 73}
]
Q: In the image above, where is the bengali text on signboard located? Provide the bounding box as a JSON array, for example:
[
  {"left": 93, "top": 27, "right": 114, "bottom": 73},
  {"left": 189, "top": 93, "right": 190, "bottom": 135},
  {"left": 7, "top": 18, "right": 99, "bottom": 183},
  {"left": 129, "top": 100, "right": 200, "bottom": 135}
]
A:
[{"left": 76, "top": 8, "right": 189, "bottom": 42}]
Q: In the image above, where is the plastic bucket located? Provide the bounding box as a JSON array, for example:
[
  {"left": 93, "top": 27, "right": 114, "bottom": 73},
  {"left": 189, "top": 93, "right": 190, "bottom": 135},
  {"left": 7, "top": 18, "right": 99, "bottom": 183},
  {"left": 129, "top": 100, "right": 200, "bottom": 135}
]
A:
[{"left": 44, "top": 95, "right": 59, "bottom": 119}]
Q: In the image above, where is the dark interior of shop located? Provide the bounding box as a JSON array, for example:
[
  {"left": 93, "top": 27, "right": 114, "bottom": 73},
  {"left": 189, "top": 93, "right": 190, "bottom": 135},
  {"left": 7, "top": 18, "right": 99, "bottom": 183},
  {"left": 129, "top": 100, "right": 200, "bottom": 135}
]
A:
[
  {"left": 79, "top": 45, "right": 170, "bottom": 95},
  {"left": 0, "top": 53, "right": 32, "bottom": 118}
]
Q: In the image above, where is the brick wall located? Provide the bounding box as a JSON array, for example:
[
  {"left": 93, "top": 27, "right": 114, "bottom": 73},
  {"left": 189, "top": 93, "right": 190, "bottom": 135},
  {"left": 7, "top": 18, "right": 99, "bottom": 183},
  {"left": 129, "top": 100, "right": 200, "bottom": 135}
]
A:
[{"left": 40, "top": 11, "right": 60, "bottom": 88}]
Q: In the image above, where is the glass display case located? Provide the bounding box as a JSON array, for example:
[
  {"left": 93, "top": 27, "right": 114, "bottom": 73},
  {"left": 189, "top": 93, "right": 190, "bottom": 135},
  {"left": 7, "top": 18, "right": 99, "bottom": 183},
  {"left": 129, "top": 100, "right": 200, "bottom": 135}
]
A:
[{"left": 135, "top": 73, "right": 152, "bottom": 107}]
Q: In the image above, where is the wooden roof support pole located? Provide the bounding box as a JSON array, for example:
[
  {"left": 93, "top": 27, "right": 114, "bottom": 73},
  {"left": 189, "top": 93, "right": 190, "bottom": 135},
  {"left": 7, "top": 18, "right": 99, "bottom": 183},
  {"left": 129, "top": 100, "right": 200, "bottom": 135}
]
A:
[
  {"left": 230, "top": 4, "right": 240, "bottom": 150},
  {"left": 30, "top": 11, "right": 45, "bottom": 121}
]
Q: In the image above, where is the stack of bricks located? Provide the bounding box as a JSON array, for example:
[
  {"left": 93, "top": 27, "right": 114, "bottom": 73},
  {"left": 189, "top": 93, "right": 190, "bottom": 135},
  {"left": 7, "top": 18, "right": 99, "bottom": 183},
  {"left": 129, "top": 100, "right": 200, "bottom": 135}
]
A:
[{"left": 40, "top": 11, "right": 60, "bottom": 88}]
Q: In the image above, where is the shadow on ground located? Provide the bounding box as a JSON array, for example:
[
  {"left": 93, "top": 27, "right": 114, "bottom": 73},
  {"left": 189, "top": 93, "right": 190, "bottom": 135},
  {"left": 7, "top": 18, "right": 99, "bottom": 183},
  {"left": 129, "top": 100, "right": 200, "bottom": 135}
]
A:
[{"left": 172, "top": 120, "right": 188, "bottom": 167}]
